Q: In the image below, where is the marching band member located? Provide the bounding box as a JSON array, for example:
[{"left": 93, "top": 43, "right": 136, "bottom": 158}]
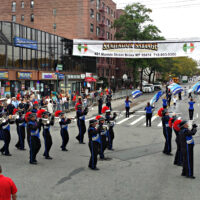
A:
[
  {"left": 161, "top": 109, "right": 172, "bottom": 155},
  {"left": 0, "top": 113, "right": 15, "bottom": 156},
  {"left": 96, "top": 115, "right": 107, "bottom": 160},
  {"left": 88, "top": 119, "right": 100, "bottom": 170},
  {"left": 173, "top": 118, "right": 183, "bottom": 166},
  {"left": 38, "top": 110, "right": 54, "bottom": 159},
  {"left": 31, "top": 101, "right": 39, "bottom": 113},
  {"left": 76, "top": 104, "right": 88, "bottom": 144},
  {"left": 179, "top": 121, "right": 197, "bottom": 179},
  {"left": 56, "top": 110, "right": 71, "bottom": 151},
  {"left": 15, "top": 109, "right": 26, "bottom": 150},
  {"left": 105, "top": 109, "right": 117, "bottom": 150},
  {"left": 26, "top": 113, "right": 42, "bottom": 164}
]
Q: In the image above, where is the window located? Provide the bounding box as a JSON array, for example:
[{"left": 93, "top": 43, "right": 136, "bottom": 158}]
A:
[
  {"left": 30, "top": 14, "right": 34, "bottom": 22},
  {"left": 106, "top": 69, "right": 109, "bottom": 76},
  {"left": 12, "top": 2, "right": 16, "bottom": 12},
  {"left": 30, "top": 0, "right": 34, "bottom": 8},
  {"left": 53, "top": 8, "right": 56, "bottom": 16},
  {"left": 90, "top": 9, "right": 94, "bottom": 18},
  {"left": 107, "top": 6, "right": 110, "bottom": 14},
  {"left": 96, "top": 0, "right": 100, "bottom": 9},
  {"left": 21, "top": 1, "right": 24, "bottom": 8},
  {"left": 96, "top": 27, "right": 100, "bottom": 36},
  {"left": 90, "top": 24, "right": 94, "bottom": 32},
  {"left": 107, "top": 19, "right": 110, "bottom": 27},
  {"left": 12, "top": 15, "right": 16, "bottom": 22},
  {"left": 21, "top": 15, "right": 24, "bottom": 21},
  {"left": 90, "top": 0, "right": 94, "bottom": 2},
  {"left": 53, "top": 23, "right": 56, "bottom": 29},
  {"left": 111, "top": 34, "right": 112, "bottom": 40},
  {"left": 111, "top": 9, "right": 113, "bottom": 16},
  {"left": 106, "top": 32, "right": 110, "bottom": 39},
  {"left": 96, "top": 13, "right": 100, "bottom": 22}
]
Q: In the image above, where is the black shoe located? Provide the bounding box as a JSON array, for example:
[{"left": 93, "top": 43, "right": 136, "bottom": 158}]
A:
[
  {"left": 186, "top": 176, "right": 195, "bottom": 179},
  {"left": 76, "top": 136, "right": 80, "bottom": 142},
  {"left": 93, "top": 167, "right": 100, "bottom": 170},
  {"left": 62, "top": 148, "right": 68, "bottom": 151},
  {"left": 79, "top": 142, "right": 85, "bottom": 144},
  {"left": 15, "top": 145, "right": 20, "bottom": 150},
  {"left": 0, "top": 149, "right": 4, "bottom": 155},
  {"left": 19, "top": 148, "right": 26, "bottom": 151},
  {"left": 4, "top": 153, "right": 12, "bottom": 156},
  {"left": 45, "top": 156, "right": 53, "bottom": 160},
  {"left": 30, "top": 161, "right": 37, "bottom": 165},
  {"left": 181, "top": 173, "right": 186, "bottom": 176},
  {"left": 166, "top": 153, "right": 173, "bottom": 156}
]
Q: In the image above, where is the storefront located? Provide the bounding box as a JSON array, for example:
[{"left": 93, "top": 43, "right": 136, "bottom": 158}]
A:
[
  {"left": 0, "top": 71, "right": 10, "bottom": 97},
  {"left": 40, "top": 72, "right": 64, "bottom": 96}
]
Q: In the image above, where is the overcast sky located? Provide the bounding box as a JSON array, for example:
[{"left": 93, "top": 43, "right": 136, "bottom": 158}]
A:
[{"left": 113, "top": 0, "right": 200, "bottom": 40}]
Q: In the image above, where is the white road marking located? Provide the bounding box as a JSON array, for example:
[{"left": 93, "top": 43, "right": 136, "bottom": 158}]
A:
[
  {"left": 157, "top": 121, "right": 162, "bottom": 127},
  {"left": 116, "top": 115, "right": 137, "bottom": 125},
  {"left": 130, "top": 115, "right": 145, "bottom": 126},
  {"left": 136, "top": 111, "right": 145, "bottom": 113},
  {"left": 143, "top": 115, "right": 158, "bottom": 126},
  {"left": 198, "top": 104, "right": 200, "bottom": 107},
  {"left": 85, "top": 117, "right": 96, "bottom": 122},
  {"left": 197, "top": 113, "right": 199, "bottom": 118}
]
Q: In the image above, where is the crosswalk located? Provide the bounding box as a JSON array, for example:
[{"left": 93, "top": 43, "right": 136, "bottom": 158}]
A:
[{"left": 84, "top": 111, "right": 164, "bottom": 128}]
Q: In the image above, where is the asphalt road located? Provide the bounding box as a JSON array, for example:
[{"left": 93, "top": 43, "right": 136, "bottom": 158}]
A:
[{"left": 1, "top": 84, "right": 200, "bottom": 200}]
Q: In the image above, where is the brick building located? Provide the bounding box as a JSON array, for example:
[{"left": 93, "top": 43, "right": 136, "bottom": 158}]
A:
[{"left": 0, "top": 0, "right": 117, "bottom": 87}]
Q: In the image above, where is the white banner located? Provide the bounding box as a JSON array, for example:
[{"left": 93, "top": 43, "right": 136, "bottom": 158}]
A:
[{"left": 73, "top": 39, "right": 200, "bottom": 58}]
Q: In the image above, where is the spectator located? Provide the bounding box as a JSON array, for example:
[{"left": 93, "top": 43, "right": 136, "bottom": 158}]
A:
[
  {"left": 47, "top": 100, "right": 54, "bottom": 114},
  {"left": 0, "top": 165, "right": 18, "bottom": 200}
]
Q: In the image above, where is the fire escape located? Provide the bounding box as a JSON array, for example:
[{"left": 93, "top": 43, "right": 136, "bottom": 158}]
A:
[{"left": 98, "top": 6, "right": 107, "bottom": 40}]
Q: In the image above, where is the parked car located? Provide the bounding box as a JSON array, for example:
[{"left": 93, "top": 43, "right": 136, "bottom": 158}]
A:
[
  {"left": 142, "top": 84, "right": 154, "bottom": 93},
  {"left": 153, "top": 82, "right": 162, "bottom": 91}
]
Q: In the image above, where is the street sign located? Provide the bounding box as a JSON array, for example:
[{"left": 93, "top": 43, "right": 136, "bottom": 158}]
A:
[{"left": 57, "top": 64, "right": 63, "bottom": 71}]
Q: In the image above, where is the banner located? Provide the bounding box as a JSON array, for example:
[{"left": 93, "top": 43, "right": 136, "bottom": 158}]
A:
[
  {"left": 73, "top": 39, "right": 200, "bottom": 58},
  {"left": 14, "top": 37, "right": 38, "bottom": 50}
]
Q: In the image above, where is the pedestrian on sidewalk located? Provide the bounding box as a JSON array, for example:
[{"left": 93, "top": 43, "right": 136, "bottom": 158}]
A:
[
  {"left": 125, "top": 96, "right": 132, "bottom": 118},
  {"left": 144, "top": 102, "right": 154, "bottom": 127},
  {"left": 173, "top": 96, "right": 177, "bottom": 108},
  {"left": 98, "top": 94, "right": 103, "bottom": 114},
  {"left": 188, "top": 98, "right": 195, "bottom": 120},
  {"left": 0, "top": 165, "right": 18, "bottom": 200}
]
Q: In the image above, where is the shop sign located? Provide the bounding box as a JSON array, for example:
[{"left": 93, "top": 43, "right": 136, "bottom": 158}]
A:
[
  {"left": 57, "top": 64, "right": 63, "bottom": 71},
  {"left": 81, "top": 74, "right": 85, "bottom": 79},
  {"left": 0, "top": 72, "right": 8, "bottom": 79},
  {"left": 58, "top": 74, "right": 64, "bottom": 80},
  {"left": 86, "top": 72, "right": 92, "bottom": 77},
  {"left": 14, "top": 37, "right": 38, "bottom": 50},
  {"left": 17, "top": 72, "right": 32, "bottom": 80},
  {"left": 42, "top": 73, "right": 57, "bottom": 80}
]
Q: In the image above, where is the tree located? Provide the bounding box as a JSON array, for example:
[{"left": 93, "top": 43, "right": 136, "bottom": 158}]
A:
[{"left": 114, "top": 3, "right": 164, "bottom": 90}]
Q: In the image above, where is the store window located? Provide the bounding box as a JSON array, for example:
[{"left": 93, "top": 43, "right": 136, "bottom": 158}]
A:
[
  {"left": 90, "top": 9, "right": 94, "bottom": 18},
  {"left": 21, "top": 15, "right": 24, "bottom": 21},
  {"left": 106, "top": 69, "right": 109, "bottom": 76},
  {"left": 12, "top": 2, "right": 16, "bottom": 12},
  {"left": 30, "top": 0, "right": 34, "bottom": 8},
  {"left": 30, "top": 14, "right": 34, "bottom": 22},
  {"left": 12, "top": 15, "right": 16, "bottom": 22},
  {"left": 90, "top": 24, "right": 94, "bottom": 32},
  {"left": 21, "top": 1, "right": 24, "bottom": 8}
]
